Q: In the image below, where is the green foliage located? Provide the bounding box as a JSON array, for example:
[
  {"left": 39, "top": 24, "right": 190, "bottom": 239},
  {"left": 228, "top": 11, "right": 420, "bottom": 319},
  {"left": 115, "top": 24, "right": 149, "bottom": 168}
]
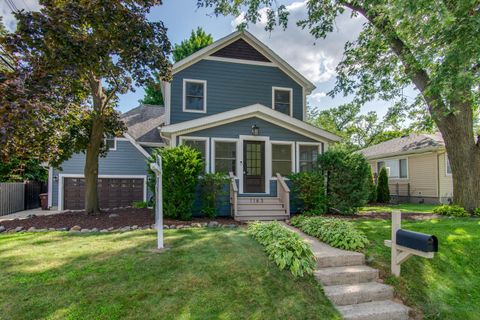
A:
[
  {"left": 473, "top": 208, "right": 480, "bottom": 217},
  {"left": 200, "top": 172, "right": 229, "bottom": 218},
  {"left": 139, "top": 80, "right": 164, "bottom": 105},
  {"left": 376, "top": 167, "right": 390, "bottom": 203},
  {"left": 318, "top": 147, "right": 371, "bottom": 214},
  {"left": 433, "top": 205, "right": 469, "bottom": 217},
  {"left": 248, "top": 222, "right": 316, "bottom": 277},
  {"left": 367, "top": 166, "right": 376, "bottom": 203},
  {"left": 0, "top": 158, "right": 47, "bottom": 182},
  {"left": 132, "top": 201, "right": 149, "bottom": 209},
  {"left": 290, "top": 216, "right": 369, "bottom": 251},
  {"left": 148, "top": 146, "right": 204, "bottom": 220},
  {"left": 172, "top": 27, "right": 213, "bottom": 63},
  {"left": 288, "top": 172, "right": 326, "bottom": 214}
]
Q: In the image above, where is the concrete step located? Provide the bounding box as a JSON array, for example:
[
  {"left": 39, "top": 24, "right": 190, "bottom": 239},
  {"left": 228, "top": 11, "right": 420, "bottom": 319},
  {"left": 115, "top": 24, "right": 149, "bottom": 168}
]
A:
[
  {"left": 324, "top": 282, "right": 393, "bottom": 306},
  {"left": 337, "top": 300, "right": 410, "bottom": 320},
  {"left": 238, "top": 203, "right": 285, "bottom": 211},
  {"left": 236, "top": 210, "right": 287, "bottom": 216},
  {"left": 315, "top": 265, "right": 378, "bottom": 286},
  {"left": 316, "top": 251, "right": 365, "bottom": 268},
  {"left": 238, "top": 197, "right": 282, "bottom": 204},
  {"left": 235, "top": 215, "right": 289, "bottom": 221}
]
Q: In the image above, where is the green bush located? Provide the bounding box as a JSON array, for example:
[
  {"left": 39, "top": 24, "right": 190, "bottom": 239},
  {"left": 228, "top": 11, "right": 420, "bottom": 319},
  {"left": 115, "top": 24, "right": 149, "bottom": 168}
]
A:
[
  {"left": 248, "top": 222, "right": 316, "bottom": 277},
  {"left": 376, "top": 167, "right": 390, "bottom": 203},
  {"left": 148, "top": 145, "right": 204, "bottom": 220},
  {"left": 433, "top": 205, "right": 469, "bottom": 217},
  {"left": 473, "top": 208, "right": 480, "bottom": 217},
  {"left": 288, "top": 172, "right": 327, "bottom": 214},
  {"left": 200, "top": 172, "right": 229, "bottom": 218},
  {"left": 132, "top": 201, "right": 149, "bottom": 209},
  {"left": 367, "top": 166, "right": 377, "bottom": 203},
  {"left": 317, "top": 147, "right": 372, "bottom": 214},
  {"left": 291, "top": 216, "right": 369, "bottom": 251}
]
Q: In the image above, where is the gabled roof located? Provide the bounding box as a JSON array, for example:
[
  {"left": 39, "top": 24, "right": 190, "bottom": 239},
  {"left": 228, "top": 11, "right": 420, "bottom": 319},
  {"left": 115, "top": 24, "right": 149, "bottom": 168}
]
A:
[
  {"left": 359, "top": 132, "right": 445, "bottom": 159},
  {"left": 160, "top": 103, "right": 341, "bottom": 143},
  {"left": 121, "top": 104, "right": 166, "bottom": 145},
  {"left": 172, "top": 31, "right": 316, "bottom": 93}
]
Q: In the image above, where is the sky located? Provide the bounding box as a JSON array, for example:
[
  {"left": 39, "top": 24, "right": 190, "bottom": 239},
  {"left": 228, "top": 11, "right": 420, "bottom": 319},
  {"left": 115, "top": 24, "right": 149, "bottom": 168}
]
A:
[{"left": 1, "top": 0, "right": 409, "bottom": 118}]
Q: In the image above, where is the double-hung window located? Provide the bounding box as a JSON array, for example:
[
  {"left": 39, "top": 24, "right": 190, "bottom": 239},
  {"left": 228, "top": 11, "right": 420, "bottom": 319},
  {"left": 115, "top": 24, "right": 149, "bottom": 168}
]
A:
[
  {"left": 299, "top": 145, "right": 319, "bottom": 172},
  {"left": 272, "top": 87, "right": 292, "bottom": 116},
  {"left": 181, "top": 138, "right": 208, "bottom": 173},
  {"left": 272, "top": 143, "right": 293, "bottom": 176},
  {"left": 214, "top": 141, "right": 237, "bottom": 175},
  {"left": 183, "top": 79, "right": 206, "bottom": 112},
  {"left": 377, "top": 159, "right": 407, "bottom": 178}
]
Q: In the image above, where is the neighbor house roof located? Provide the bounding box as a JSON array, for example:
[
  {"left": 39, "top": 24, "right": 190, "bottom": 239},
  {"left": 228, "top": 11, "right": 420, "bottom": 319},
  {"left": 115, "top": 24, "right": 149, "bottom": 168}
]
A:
[
  {"left": 160, "top": 103, "right": 342, "bottom": 143},
  {"left": 171, "top": 31, "right": 316, "bottom": 93},
  {"left": 121, "top": 104, "right": 166, "bottom": 146},
  {"left": 359, "top": 132, "right": 445, "bottom": 159}
]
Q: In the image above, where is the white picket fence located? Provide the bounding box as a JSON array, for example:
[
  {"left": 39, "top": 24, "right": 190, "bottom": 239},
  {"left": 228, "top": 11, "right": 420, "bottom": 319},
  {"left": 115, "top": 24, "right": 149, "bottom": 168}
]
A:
[{"left": 0, "top": 183, "right": 25, "bottom": 216}]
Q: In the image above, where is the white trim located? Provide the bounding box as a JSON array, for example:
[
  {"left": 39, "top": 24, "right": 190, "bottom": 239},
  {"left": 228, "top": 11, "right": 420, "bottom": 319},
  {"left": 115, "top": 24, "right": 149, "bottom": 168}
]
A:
[
  {"left": 239, "top": 135, "right": 271, "bottom": 195},
  {"left": 271, "top": 140, "right": 295, "bottom": 177},
  {"left": 161, "top": 103, "right": 340, "bottom": 143},
  {"left": 104, "top": 137, "right": 117, "bottom": 151},
  {"left": 123, "top": 133, "right": 150, "bottom": 158},
  {"left": 179, "top": 136, "right": 210, "bottom": 173},
  {"left": 272, "top": 86, "right": 293, "bottom": 117},
  {"left": 211, "top": 138, "right": 239, "bottom": 177},
  {"left": 161, "top": 81, "right": 172, "bottom": 125},
  {"left": 302, "top": 87, "right": 307, "bottom": 121},
  {"left": 182, "top": 79, "right": 207, "bottom": 113},
  {"left": 445, "top": 153, "right": 452, "bottom": 176},
  {"left": 47, "top": 167, "right": 53, "bottom": 208},
  {"left": 58, "top": 174, "right": 147, "bottom": 211},
  {"left": 376, "top": 157, "right": 409, "bottom": 180},
  {"left": 204, "top": 56, "right": 276, "bottom": 67},
  {"left": 363, "top": 146, "right": 444, "bottom": 161},
  {"left": 296, "top": 142, "right": 322, "bottom": 173}
]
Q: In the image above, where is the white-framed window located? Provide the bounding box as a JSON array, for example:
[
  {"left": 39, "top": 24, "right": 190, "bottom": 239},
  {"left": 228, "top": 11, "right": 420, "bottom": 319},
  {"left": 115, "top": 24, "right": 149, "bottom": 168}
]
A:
[
  {"left": 183, "top": 79, "right": 207, "bottom": 113},
  {"left": 297, "top": 143, "right": 321, "bottom": 173},
  {"left": 446, "top": 155, "right": 452, "bottom": 175},
  {"left": 104, "top": 136, "right": 117, "bottom": 151},
  {"left": 377, "top": 158, "right": 408, "bottom": 179},
  {"left": 179, "top": 136, "right": 209, "bottom": 173},
  {"left": 271, "top": 142, "right": 294, "bottom": 177},
  {"left": 272, "top": 87, "right": 293, "bottom": 116},
  {"left": 213, "top": 139, "right": 237, "bottom": 176}
]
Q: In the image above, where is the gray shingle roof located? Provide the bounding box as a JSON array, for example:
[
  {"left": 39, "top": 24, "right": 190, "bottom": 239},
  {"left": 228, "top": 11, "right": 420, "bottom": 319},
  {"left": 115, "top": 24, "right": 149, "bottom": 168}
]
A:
[
  {"left": 121, "top": 104, "right": 165, "bottom": 144},
  {"left": 360, "top": 132, "right": 445, "bottom": 159}
]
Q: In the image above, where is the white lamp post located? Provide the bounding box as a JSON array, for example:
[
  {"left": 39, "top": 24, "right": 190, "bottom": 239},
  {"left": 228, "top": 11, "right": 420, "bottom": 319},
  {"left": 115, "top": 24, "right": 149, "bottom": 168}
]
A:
[{"left": 149, "top": 155, "right": 163, "bottom": 249}]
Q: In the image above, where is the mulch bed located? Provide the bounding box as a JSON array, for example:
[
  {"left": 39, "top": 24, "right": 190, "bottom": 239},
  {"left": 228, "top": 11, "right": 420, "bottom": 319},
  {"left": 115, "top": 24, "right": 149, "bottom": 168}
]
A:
[{"left": 0, "top": 208, "right": 243, "bottom": 231}]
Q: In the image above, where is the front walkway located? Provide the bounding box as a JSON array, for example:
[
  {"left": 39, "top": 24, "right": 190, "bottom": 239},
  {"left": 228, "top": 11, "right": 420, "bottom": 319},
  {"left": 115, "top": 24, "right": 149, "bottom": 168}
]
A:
[
  {"left": 281, "top": 222, "right": 410, "bottom": 320},
  {"left": 0, "top": 207, "right": 63, "bottom": 222}
]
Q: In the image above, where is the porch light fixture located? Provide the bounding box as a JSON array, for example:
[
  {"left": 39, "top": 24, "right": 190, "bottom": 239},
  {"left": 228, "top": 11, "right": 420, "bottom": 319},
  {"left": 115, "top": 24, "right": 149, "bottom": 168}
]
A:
[
  {"left": 251, "top": 124, "right": 260, "bottom": 136},
  {"left": 53, "top": 175, "right": 59, "bottom": 183}
]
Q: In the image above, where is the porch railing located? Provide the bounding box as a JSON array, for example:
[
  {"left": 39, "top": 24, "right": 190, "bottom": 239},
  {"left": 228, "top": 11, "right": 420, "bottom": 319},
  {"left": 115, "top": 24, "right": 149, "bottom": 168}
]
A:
[
  {"left": 229, "top": 172, "right": 238, "bottom": 218},
  {"left": 276, "top": 173, "right": 290, "bottom": 216}
]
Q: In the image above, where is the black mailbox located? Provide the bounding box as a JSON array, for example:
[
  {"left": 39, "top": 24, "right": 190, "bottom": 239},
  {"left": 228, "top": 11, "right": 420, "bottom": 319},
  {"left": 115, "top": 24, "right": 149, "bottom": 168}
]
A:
[{"left": 396, "top": 229, "right": 438, "bottom": 252}]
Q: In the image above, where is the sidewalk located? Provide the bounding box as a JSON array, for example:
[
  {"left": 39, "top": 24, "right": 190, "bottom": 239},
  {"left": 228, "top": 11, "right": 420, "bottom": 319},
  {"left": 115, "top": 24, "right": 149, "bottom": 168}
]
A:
[{"left": 0, "top": 207, "right": 63, "bottom": 222}]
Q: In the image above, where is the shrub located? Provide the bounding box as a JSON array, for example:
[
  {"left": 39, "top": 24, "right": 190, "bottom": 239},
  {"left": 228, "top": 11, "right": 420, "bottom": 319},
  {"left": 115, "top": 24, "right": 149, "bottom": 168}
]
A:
[
  {"left": 291, "top": 216, "right": 369, "bottom": 251},
  {"left": 248, "top": 222, "right": 316, "bottom": 277},
  {"left": 473, "top": 208, "right": 480, "bottom": 217},
  {"left": 317, "top": 147, "right": 371, "bottom": 214},
  {"left": 148, "top": 145, "right": 204, "bottom": 220},
  {"left": 288, "top": 172, "right": 327, "bottom": 214},
  {"left": 132, "top": 201, "right": 149, "bottom": 209},
  {"left": 367, "top": 166, "right": 377, "bottom": 203},
  {"left": 433, "top": 205, "right": 469, "bottom": 217},
  {"left": 200, "top": 172, "right": 229, "bottom": 218},
  {"left": 376, "top": 167, "right": 390, "bottom": 203}
]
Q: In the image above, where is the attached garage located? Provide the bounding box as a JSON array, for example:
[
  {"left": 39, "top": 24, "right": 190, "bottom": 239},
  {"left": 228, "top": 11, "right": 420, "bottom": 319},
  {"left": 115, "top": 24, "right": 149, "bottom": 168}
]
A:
[{"left": 60, "top": 175, "right": 146, "bottom": 210}]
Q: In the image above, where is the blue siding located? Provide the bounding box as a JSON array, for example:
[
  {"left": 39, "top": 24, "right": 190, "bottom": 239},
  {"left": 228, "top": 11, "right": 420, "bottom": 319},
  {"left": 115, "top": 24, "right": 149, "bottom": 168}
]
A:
[
  {"left": 51, "top": 140, "right": 150, "bottom": 206},
  {"left": 171, "top": 60, "right": 304, "bottom": 123}
]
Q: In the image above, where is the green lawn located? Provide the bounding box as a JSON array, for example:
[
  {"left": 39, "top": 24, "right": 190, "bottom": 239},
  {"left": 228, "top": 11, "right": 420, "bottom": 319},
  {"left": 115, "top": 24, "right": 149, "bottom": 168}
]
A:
[
  {"left": 350, "top": 218, "right": 480, "bottom": 320},
  {"left": 360, "top": 203, "right": 440, "bottom": 213},
  {"left": 0, "top": 228, "right": 340, "bottom": 320}
]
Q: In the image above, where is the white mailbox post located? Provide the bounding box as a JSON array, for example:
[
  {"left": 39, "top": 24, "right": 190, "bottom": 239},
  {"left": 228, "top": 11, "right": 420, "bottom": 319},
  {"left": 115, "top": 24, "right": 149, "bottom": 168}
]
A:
[{"left": 149, "top": 155, "right": 163, "bottom": 249}]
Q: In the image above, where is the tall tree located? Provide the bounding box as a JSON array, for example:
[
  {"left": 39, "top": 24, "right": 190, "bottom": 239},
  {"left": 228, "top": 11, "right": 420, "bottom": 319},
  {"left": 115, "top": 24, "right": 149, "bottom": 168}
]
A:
[
  {"left": 199, "top": 0, "right": 480, "bottom": 210},
  {"left": 4, "top": 0, "right": 171, "bottom": 214},
  {"left": 139, "top": 27, "right": 213, "bottom": 105}
]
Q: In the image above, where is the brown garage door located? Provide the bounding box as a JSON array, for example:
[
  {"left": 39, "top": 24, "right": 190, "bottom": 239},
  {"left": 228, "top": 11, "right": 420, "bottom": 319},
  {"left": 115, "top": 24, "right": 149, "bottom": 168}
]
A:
[{"left": 63, "top": 177, "right": 144, "bottom": 210}]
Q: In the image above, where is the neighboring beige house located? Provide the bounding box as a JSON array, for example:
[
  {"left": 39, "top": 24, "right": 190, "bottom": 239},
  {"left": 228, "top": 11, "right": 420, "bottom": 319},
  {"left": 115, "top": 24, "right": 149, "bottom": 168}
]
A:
[{"left": 360, "top": 133, "right": 453, "bottom": 204}]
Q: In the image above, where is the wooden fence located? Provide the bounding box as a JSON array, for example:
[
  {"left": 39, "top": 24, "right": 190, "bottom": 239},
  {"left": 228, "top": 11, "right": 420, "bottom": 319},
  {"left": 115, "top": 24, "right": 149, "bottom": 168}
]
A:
[{"left": 0, "top": 183, "right": 25, "bottom": 216}]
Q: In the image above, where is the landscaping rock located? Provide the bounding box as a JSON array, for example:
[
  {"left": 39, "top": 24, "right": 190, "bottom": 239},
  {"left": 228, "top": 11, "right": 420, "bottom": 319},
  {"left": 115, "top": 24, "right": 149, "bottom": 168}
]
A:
[
  {"left": 48, "top": 228, "right": 56, "bottom": 231},
  {"left": 100, "top": 229, "right": 109, "bottom": 233},
  {"left": 91, "top": 228, "right": 99, "bottom": 232},
  {"left": 28, "top": 227, "right": 36, "bottom": 232},
  {"left": 35, "top": 229, "right": 48, "bottom": 232},
  {"left": 15, "top": 226, "right": 23, "bottom": 232},
  {"left": 177, "top": 224, "right": 184, "bottom": 229},
  {"left": 191, "top": 223, "right": 202, "bottom": 228},
  {"left": 71, "top": 225, "right": 82, "bottom": 231},
  {"left": 0, "top": 226, "right": 5, "bottom": 233},
  {"left": 207, "top": 221, "right": 219, "bottom": 228},
  {"left": 226, "top": 224, "right": 238, "bottom": 228},
  {"left": 131, "top": 225, "right": 138, "bottom": 230},
  {"left": 151, "top": 224, "right": 156, "bottom": 229},
  {"left": 27, "top": 214, "right": 37, "bottom": 219},
  {"left": 81, "top": 229, "right": 90, "bottom": 233},
  {"left": 163, "top": 225, "right": 169, "bottom": 229},
  {"left": 120, "top": 226, "right": 131, "bottom": 232},
  {"left": 202, "top": 223, "right": 208, "bottom": 227},
  {"left": 108, "top": 213, "right": 119, "bottom": 218},
  {"left": 169, "top": 225, "right": 176, "bottom": 229},
  {"left": 108, "top": 227, "right": 114, "bottom": 231},
  {"left": 56, "top": 228, "right": 68, "bottom": 232}
]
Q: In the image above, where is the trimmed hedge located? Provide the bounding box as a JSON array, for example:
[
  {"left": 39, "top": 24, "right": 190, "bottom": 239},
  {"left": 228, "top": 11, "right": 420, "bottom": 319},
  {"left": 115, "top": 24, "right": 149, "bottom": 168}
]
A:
[
  {"left": 433, "top": 205, "right": 469, "bottom": 217},
  {"left": 291, "top": 216, "right": 369, "bottom": 251},
  {"left": 248, "top": 222, "right": 316, "bottom": 277}
]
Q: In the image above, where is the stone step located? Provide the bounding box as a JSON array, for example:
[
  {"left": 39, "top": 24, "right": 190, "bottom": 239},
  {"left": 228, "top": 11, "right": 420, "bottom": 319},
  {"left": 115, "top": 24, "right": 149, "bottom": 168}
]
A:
[
  {"left": 315, "top": 265, "right": 378, "bottom": 286},
  {"left": 238, "top": 197, "right": 282, "bottom": 204},
  {"left": 237, "top": 203, "right": 285, "bottom": 211},
  {"left": 236, "top": 210, "right": 287, "bottom": 216},
  {"left": 235, "top": 215, "right": 289, "bottom": 221},
  {"left": 316, "top": 251, "right": 365, "bottom": 268},
  {"left": 324, "top": 282, "right": 393, "bottom": 306},
  {"left": 337, "top": 300, "right": 410, "bottom": 320}
]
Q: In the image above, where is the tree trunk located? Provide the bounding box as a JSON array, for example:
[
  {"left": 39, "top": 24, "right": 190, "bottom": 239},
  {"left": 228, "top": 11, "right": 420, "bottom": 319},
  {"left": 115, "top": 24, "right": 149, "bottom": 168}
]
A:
[{"left": 84, "top": 75, "right": 106, "bottom": 214}]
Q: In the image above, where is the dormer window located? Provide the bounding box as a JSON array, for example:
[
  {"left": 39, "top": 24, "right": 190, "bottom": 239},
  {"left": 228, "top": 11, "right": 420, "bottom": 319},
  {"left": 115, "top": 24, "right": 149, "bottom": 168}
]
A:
[
  {"left": 272, "top": 87, "right": 292, "bottom": 116},
  {"left": 183, "top": 79, "right": 207, "bottom": 113},
  {"left": 104, "top": 136, "right": 116, "bottom": 151}
]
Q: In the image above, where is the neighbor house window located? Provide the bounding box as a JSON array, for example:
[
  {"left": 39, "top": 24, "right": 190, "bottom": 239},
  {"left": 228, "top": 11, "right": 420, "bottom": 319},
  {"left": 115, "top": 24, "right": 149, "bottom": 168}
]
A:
[
  {"left": 299, "top": 145, "right": 319, "bottom": 172},
  {"left": 446, "top": 155, "right": 452, "bottom": 175},
  {"left": 214, "top": 141, "right": 237, "bottom": 175},
  {"left": 377, "top": 159, "right": 407, "bottom": 178},
  {"left": 104, "top": 136, "right": 116, "bottom": 151},
  {"left": 272, "top": 87, "right": 292, "bottom": 115},
  {"left": 272, "top": 144, "right": 293, "bottom": 176},
  {"left": 181, "top": 138, "right": 208, "bottom": 173},
  {"left": 183, "top": 79, "right": 206, "bottom": 112}
]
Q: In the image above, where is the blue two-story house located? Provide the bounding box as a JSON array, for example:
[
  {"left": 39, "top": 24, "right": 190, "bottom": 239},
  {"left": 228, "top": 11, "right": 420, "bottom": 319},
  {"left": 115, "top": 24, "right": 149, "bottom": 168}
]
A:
[{"left": 48, "top": 31, "right": 340, "bottom": 220}]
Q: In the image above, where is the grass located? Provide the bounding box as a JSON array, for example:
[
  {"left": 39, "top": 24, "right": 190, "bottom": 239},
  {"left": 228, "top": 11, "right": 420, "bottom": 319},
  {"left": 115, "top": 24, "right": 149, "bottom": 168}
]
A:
[
  {"left": 360, "top": 203, "right": 440, "bottom": 213},
  {"left": 0, "top": 228, "right": 340, "bottom": 320},
  {"left": 349, "top": 218, "right": 480, "bottom": 320}
]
